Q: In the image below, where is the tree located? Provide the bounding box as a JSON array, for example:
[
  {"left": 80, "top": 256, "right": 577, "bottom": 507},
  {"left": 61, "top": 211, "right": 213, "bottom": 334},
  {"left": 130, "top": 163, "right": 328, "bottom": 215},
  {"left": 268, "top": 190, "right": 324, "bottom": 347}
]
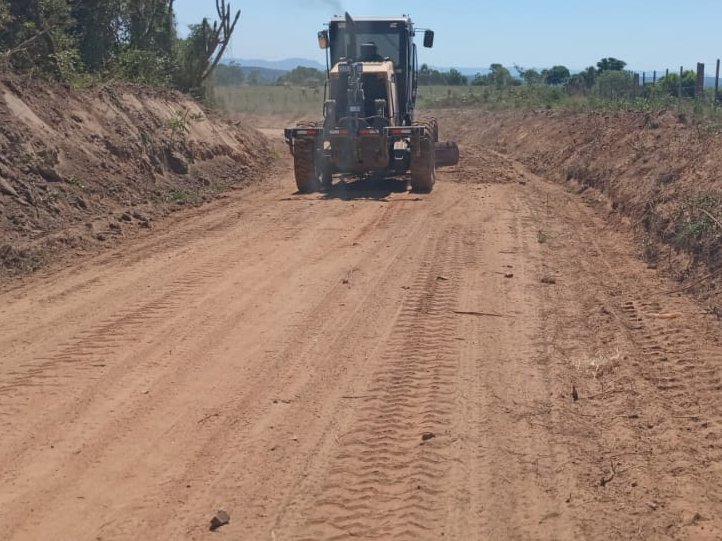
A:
[
  {"left": 277, "top": 66, "right": 325, "bottom": 87},
  {"left": 126, "top": 0, "right": 176, "bottom": 54},
  {"left": 472, "top": 63, "right": 518, "bottom": 88},
  {"left": 0, "top": 0, "right": 241, "bottom": 95},
  {"left": 0, "top": 0, "right": 11, "bottom": 30},
  {"left": 418, "top": 63, "right": 447, "bottom": 85},
  {"left": 566, "top": 66, "right": 597, "bottom": 93},
  {"left": 173, "top": 0, "right": 241, "bottom": 94},
  {"left": 658, "top": 70, "right": 697, "bottom": 98},
  {"left": 597, "top": 57, "right": 627, "bottom": 72},
  {"left": 520, "top": 68, "right": 541, "bottom": 85},
  {"left": 445, "top": 67, "right": 467, "bottom": 86},
  {"left": 514, "top": 65, "right": 541, "bottom": 85},
  {"left": 212, "top": 63, "right": 244, "bottom": 85},
  {"left": 594, "top": 70, "right": 635, "bottom": 98},
  {"left": 488, "top": 63, "right": 511, "bottom": 87},
  {"left": 1, "top": 0, "right": 78, "bottom": 77},
  {"left": 69, "top": 0, "right": 125, "bottom": 71},
  {"left": 542, "top": 65, "right": 570, "bottom": 86}
]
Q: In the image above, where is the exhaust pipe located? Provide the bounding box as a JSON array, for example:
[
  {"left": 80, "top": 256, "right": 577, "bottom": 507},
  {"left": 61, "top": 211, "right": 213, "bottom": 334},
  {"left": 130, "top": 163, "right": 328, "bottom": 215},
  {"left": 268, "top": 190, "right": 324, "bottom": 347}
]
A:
[{"left": 435, "top": 141, "right": 459, "bottom": 167}]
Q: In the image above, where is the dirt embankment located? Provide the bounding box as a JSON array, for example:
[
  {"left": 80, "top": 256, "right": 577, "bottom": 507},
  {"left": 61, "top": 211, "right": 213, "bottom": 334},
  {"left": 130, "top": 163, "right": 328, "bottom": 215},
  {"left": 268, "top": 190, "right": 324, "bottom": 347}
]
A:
[
  {"left": 0, "top": 77, "right": 271, "bottom": 278},
  {"left": 439, "top": 109, "right": 722, "bottom": 311}
]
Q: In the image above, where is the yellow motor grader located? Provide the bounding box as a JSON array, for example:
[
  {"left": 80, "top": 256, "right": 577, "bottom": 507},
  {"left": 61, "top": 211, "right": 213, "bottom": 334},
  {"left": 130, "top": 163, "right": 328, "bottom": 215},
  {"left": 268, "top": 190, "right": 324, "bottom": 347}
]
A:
[{"left": 285, "top": 13, "right": 459, "bottom": 193}]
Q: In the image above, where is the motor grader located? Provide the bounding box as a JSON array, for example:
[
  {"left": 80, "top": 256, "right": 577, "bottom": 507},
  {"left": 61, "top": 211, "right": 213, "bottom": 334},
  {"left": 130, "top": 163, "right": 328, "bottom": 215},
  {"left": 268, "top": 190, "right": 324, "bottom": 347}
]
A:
[{"left": 284, "top": 13, "right": 459, "bottom": 193}]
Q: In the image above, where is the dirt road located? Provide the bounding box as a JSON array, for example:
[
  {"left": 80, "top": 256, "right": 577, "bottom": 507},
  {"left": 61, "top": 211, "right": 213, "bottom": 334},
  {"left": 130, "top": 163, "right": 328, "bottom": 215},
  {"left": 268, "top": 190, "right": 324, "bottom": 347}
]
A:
[{"left": 1, "top": 126, "right": 721, "bottom": 541}]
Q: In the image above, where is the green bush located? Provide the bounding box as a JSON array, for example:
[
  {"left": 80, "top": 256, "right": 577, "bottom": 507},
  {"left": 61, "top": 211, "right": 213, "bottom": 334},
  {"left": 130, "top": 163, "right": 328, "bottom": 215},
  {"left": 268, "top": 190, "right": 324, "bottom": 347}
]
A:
[
  {"left": 657, "top": 71, "right": 697, "bottom": 98},
  {"left": 109, "top": 48, "right": 173, "bottom": 86},
  {"left": 0, "top": 1, "right": 11, "bottom": 29},
  {"left": 594, "top": 71, "right": 635, "bottom": 99}
]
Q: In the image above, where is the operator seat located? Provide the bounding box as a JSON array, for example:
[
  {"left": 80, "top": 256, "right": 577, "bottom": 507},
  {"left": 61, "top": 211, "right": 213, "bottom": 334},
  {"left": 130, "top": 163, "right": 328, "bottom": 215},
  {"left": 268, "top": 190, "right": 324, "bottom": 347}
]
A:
[{"left": 360, "top": 42, "right": 383, "bottom": 62}]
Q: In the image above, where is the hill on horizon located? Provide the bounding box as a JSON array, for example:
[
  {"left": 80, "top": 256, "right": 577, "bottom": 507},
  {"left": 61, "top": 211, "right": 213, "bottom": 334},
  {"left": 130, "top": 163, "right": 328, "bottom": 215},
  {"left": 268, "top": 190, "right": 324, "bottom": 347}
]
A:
[{"left": 225, "top": 57, "right": 325, "bottom": 71}]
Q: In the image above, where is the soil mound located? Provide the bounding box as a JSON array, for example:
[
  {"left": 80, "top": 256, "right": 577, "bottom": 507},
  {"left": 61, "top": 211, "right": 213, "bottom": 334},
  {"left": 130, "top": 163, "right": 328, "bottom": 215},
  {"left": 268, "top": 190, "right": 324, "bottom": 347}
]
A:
[
  {"left": 440, "top": 109, "right": 722, "bottom": 310},
  {"left": 0, "top": 76, "right": 271, "bottom": 278}
]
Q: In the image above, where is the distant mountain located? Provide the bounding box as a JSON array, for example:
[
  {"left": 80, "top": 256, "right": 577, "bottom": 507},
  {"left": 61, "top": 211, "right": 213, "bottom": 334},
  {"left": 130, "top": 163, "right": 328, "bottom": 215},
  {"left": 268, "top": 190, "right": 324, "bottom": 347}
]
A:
[{"left": 225, "top": 57, "right": 325, "bottom": 71}]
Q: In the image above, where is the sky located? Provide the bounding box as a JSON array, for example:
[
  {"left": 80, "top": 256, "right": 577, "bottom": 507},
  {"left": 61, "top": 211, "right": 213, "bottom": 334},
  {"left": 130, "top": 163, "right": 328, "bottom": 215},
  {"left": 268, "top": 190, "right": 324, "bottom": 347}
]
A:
[{"left": 174, "top": 0, "right": 722, "bottom": 71}]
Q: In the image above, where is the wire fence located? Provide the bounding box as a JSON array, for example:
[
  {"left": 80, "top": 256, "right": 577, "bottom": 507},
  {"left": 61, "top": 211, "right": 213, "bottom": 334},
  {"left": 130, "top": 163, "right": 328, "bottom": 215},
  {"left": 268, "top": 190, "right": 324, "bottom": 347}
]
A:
[{"left": 630, "top": 60, "right": 721, "bottom": 101}]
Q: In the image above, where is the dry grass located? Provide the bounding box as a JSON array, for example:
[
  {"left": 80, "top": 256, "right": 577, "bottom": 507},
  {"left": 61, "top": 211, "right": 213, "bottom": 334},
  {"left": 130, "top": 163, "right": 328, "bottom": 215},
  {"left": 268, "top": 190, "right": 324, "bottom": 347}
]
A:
[
  {"left": 211, "top": 85, "right": 323, "bottom": 116},
  {"left": 574, "top": 348, "right": 622, "bottom": 379}
]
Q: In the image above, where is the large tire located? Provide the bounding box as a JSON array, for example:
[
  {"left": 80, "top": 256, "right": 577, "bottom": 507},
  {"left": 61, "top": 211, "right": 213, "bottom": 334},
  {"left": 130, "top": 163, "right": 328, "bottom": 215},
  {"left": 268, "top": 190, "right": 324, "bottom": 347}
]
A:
[
  {"left": 293, "top": 138, "right": 320, "bottom": 193},
  {"left": 410, "top": 138, "right": 436, "bottom": 193},
  {"left": 417, "top": 115, "right": 439, "bottom": 142}
]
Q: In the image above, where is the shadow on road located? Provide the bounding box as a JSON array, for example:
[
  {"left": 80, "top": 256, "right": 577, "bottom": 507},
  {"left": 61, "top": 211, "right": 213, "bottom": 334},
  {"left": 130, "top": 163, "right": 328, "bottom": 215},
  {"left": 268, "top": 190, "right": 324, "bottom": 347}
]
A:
[{"left": 321, "top": 176, "right": 410, "bottom": 201}]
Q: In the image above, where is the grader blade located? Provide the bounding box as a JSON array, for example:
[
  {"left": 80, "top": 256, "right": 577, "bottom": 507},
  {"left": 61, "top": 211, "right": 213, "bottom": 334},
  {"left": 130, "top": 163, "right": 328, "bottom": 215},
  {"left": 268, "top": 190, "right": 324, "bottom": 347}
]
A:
[{"left": 435, "top": 141, "right": 460, "bottom": 167}]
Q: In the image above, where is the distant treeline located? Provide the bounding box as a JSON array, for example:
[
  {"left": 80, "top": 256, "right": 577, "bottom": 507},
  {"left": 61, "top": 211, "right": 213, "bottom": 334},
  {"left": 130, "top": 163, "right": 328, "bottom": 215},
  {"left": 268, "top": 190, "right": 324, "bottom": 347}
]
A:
[
  {"left": 215, "top": 57, "right": 708, "bottom": 100},
  {"left": 0, "top": 0, "right": 241, "bottom": 95},
  {"left": 471, "top": 58, "right": 703, "bottom": 98}
]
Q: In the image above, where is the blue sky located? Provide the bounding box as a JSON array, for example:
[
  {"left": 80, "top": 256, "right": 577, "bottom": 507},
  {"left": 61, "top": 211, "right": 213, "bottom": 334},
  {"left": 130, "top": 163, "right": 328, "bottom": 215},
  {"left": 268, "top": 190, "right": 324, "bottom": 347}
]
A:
[{"left": 174, "top": 0, "right": 722, "bottom": 71}]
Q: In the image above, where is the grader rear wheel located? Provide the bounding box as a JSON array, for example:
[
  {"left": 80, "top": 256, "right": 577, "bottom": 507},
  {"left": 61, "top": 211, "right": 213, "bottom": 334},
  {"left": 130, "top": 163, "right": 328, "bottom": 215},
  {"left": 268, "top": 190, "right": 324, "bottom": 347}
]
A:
[
  {"left": 293, "top": 138, "right": 320, "bottom": 193},
  {"left": 417, "top": 115, "right": 439, "bottom": 142},
  {"left": 410, "top": 138, "right": 436, "bottom": 193}
]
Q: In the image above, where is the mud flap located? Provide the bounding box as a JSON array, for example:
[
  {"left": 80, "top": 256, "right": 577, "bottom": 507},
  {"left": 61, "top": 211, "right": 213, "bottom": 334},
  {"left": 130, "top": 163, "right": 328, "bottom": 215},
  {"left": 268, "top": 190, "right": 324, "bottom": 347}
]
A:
[{"left": 435, "top": 141, "right": 459, "bottom": 167}]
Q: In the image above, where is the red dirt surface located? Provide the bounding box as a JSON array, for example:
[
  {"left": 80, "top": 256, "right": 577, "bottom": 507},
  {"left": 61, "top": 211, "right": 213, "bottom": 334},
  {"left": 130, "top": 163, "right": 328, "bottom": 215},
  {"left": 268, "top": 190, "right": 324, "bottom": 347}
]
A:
[{"left": 0, "top": 113, "right": 721, "bottom": 540}]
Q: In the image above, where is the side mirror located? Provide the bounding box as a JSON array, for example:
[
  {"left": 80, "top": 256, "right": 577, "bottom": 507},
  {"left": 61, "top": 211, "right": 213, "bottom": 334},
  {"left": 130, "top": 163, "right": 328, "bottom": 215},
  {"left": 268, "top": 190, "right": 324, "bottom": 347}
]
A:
[
  {"left": 423, "top": 30, "right": 434, "bottom": 48},
  {"left": 318, "top": 30, "right": 329, "bottom": 49}
]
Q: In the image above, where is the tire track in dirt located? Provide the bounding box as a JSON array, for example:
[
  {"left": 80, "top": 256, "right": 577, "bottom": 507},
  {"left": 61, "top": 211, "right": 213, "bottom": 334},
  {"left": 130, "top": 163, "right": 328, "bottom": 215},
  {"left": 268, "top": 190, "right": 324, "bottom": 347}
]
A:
[
  {"left": 0, "top": 197, "right": 415, "bottom": 499},
  {"left": 289, "top": 225, "right": 465, "bottom": 540},
  {"left": 619, "top": 299, "right": 722, "bottom": 464},
  {"left": 518, "top": 171, "right": 722, "bottom": 539},
  {"left": 0, "top": 197, "right": 297, "bottom": 350},
  {"left": 0, "top": 183, "right": 449, "bottom": 539}
]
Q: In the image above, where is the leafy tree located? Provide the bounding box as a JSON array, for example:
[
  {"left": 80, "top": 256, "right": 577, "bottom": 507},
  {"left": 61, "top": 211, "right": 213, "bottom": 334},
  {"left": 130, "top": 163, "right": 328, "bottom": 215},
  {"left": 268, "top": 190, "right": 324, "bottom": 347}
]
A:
[
  {"left": 597, "top": 57, "right": 627, "bottom": 72},
  {"left": 525, "top": 69, "right": 541, "bottom": 85},
  {"left": 445, "top": 67, "right": 467, "bottom": 86},
  {"left": 488, "top": 63, "right": 511, "bottom": 87},
  {"left": 472, "top": 63, "right": 518, "bottom": 87},
  {"left": 126, "top": 0, "right": 175, "bottom": 54},
  {"left": 566, "top": 66, "right": 597, "bottom": 93},
  {"left": 418, "top": 63, "right": 468, "bottom": 86},
  {"left": 110, "top": 46, "right": 172, "bottom": 85},
  {"left": 658, "top": 70, "right": 697, "bottom": 98},
  {"left": 594, "top": 70, "right": 635, "bottom": 98},
  {"left": 277, "top": 66, "right": 325, "bottom": 87},
  {"left": 247, "top": 69, "right": 260, "bottom": 86},
  {"left": 212, "top": 63, "right": 244, "bottom": 85},
  {"left": 1, "top": 0, "right": 78, "bottom": 77},
  {"left": 418, "top": 63, "right": 447, "bottom": 85},
  {"left": 0, "top": 0, "right": 11, "bottom": 30},
  {"left": 515, "top": 65, "right": 541, "bottom": 85},
  {"left": 542, "top": 65, "right": 570, "bottom": 86},
  {"left": 69, "top": 0, "right": 125, "bottom": 71}
]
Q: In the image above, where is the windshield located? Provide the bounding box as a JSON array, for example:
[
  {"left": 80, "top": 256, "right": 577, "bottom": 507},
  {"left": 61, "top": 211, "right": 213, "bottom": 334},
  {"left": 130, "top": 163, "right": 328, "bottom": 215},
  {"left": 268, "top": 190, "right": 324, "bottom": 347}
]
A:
[{"left": 330, "top": 21, "right": 404, "bottom": 67}]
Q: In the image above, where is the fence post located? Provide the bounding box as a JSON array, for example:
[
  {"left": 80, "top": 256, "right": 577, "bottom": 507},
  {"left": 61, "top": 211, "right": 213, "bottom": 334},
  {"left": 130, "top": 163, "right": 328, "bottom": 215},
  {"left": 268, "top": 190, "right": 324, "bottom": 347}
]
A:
[
  {"left": 716, "top": 59, "right": 720, "bottom": 102},
  {"left": 633, "top": 73, "right": 640, "bottom": 96},
  {"left": 679, "top": 66, "right": 683, "bottom": 99},
  {"left": 696, "top": 62, "right": 705, "bottom": 98}
]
